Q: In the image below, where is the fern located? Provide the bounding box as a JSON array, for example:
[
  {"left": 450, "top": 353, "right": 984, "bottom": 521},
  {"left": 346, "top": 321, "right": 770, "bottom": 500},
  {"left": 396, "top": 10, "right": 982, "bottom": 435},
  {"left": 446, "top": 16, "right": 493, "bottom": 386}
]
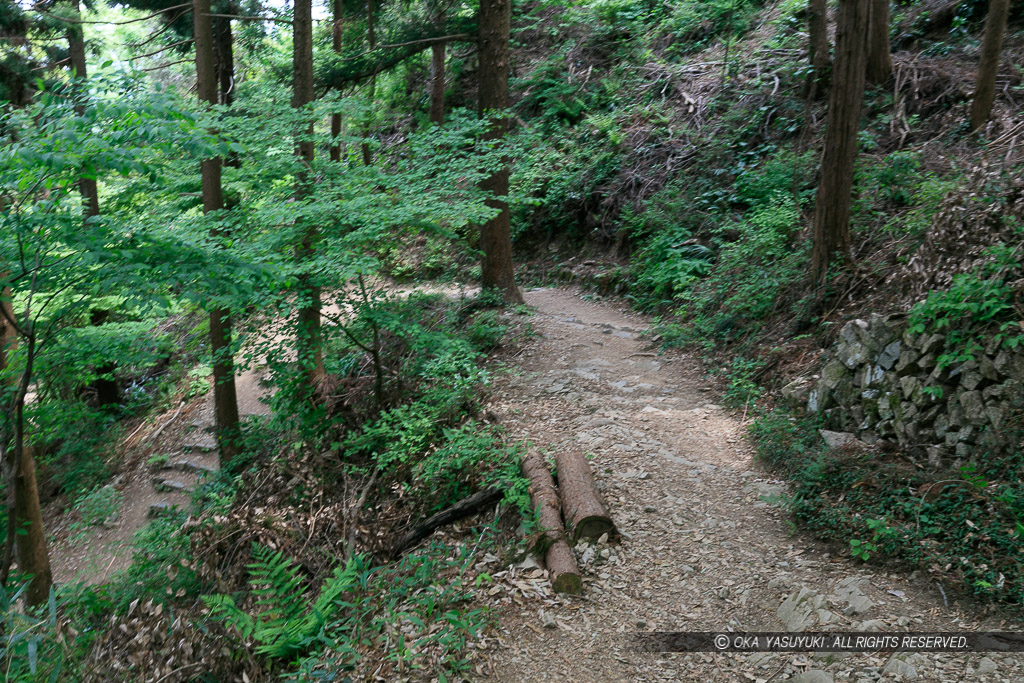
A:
[{"left": 203, "top": 544, "right": 360, "bottom": 661}]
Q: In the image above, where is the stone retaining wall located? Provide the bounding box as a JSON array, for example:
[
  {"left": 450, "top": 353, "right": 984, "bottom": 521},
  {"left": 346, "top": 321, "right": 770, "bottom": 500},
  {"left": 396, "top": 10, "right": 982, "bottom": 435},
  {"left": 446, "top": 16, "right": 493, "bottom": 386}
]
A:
[{"left": 787, "top": 315, "right": 1024, "bottom": 465}]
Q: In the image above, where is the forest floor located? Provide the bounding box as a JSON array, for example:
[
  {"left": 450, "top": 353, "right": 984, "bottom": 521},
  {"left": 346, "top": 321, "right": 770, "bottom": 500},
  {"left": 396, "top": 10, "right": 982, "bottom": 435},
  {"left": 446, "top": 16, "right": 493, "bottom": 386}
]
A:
[
  {"left": 479, "top": 288, "right": 1024, "bottom": 683},
  {"left": 45, "top": 287, "right": 1024, "bottom": 682}
]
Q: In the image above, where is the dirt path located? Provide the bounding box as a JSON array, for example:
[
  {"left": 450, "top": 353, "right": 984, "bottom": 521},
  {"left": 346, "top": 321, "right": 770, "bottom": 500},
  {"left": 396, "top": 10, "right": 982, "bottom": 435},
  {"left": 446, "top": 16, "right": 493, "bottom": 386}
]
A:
[
  {"left": 49, "top": 360, "right": 271, "bottom": 585},
  {"left": 482, "top": 288, "right": 1023, "bottom": 682}
]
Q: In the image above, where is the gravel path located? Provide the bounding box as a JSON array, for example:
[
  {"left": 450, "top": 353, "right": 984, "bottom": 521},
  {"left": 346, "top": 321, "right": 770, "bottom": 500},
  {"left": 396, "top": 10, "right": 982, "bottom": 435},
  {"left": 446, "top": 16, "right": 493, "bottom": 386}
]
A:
[{"left": 481, "top": 288, "right": 1024, "bottom": 683}]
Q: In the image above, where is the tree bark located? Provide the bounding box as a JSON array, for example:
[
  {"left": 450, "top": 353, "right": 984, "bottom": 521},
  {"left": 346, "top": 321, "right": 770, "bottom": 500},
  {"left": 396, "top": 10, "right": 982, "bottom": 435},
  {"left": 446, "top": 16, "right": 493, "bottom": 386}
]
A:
[
  {"left": 195, "top": 0, "right": 241, "bottom": 462},
  {"left": 806, "top": 0, "right": 831, "bottom": 100},
  {"left": 67, "top": 0, "right": 100, "bottom": 220},
  {"left": 361, "top": 0, "right": 376, "bottom": 166},
  {"left": 970, "top": 0, "right": 1011, "bottom": 131},
  {"left": 866, "top": 0, "right": 892, "bottom": 84},
  {"left": 213, "top": 10, "right": 235, "bottom": 106},
  {"left": 330, "top": 0, "right": 344, "bottom": 162},
  {"left": 293, "top": 0, "right": 325, "bottom": 384},
  {"left": 429, "top": 39, "right": 446, "bottom": 124},
  {"left": 521, "top": 452, "right": 582, "bottom": 594},
  {"left": 811, "top": 0, "right": 869, "bottom": 284},
  {"left": 554, "top": 450, "right": 615, "bottom": 542},
  {"left": 477, "top": 0, "right": 524, "bottom": 304},
  {"left": 0, "top": 290, "right": 52, "bottom": 608}
]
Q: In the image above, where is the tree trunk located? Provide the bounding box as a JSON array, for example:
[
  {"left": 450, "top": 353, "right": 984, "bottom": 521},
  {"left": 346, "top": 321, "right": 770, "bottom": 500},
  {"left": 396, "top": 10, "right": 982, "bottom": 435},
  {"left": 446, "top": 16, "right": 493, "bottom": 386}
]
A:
[
  {"left": 195, "top": 0, "right": 241, "bottom": 462},
  {"left": 477, "top": 0, "right": 524, "bottom": 304},
  {"left": 866, "top": 0, "right": 892, "bottom": 84},
  {"left": 67, "top": 0, "right": 100, "bottom": 220},
  {"left": 330, "top": 0, "right": 344, "bottom": 162},
  {"left": 811, "top": 0, "right": 869, "bottom": 284},
  {"left": 429, "top": 40, "right": 446, "bottom": 124},
  {"left": 554, "top": 450, "right": 615, "bottom": 542},
  {"left": 213, "top": 11, "right": 235, "bottom": 106},
  {"left": 0, "top": 291, "right": 52, "bottom": 608},
  {"left": 361, "top": 0, "right": 376, "bottom": 166},
  {"left": 970, "top": 0, "right": 1011, "bottom": 131},
  {"left": 520, "top": 453, "right": 582, "bottom": 594},
  {"left": 293, "top": 0, "right": 325, "bottom": 384},
  {"left": 806, "top": 0, "right": 831, "bottom": 100}
]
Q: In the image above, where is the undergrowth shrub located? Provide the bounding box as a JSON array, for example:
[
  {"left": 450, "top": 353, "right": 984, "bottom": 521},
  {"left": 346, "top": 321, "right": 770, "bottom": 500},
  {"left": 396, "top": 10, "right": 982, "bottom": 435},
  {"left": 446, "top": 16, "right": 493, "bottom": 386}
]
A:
[
  {"left": 665, "top": 193, "right": 805, "bottom": 346},
  {"left": 29, "top": 400, "right": 115, "bottom": 497},
  {"left": 290, "top": 540, "right": 492, "bottom": 680},
  {"left": 662, "top": 0, "right": 762, "bottom": 56},
  {"left": 907, "top": 238, "right": 1024, "bottom": 368},
  {"left": 751, "top": 408, "right": 1024, "bottom": 604},
  {"left": 36, "top": 321, "right": 172, "bottom": 402}
]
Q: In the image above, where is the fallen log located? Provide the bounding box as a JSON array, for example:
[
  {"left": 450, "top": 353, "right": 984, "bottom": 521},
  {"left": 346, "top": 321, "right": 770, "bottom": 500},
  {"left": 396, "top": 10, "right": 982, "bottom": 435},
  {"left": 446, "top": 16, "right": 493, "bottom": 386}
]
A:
[
  {"left": 391, "top": 486, "right": 504, "bottom": 558},
  {"left": 555, "top": 450, "right": 616, "bottom": 542},
  {"left": 521, "top": 452, "right": 582, "bottom": 594}
]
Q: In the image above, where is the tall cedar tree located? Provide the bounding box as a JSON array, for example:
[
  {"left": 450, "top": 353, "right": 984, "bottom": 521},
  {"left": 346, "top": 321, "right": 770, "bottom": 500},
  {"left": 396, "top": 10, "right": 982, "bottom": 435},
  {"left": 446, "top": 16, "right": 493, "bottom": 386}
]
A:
[
  {"left": 866, "top": 0, "right": 892, "bottom": 84},
  {"left": 362, "top": 0, "right": 376, "bottom": 165},
  {"left": 970, "top": 0, "right": 1011, "bottom": 131},
  {"left": 194, "top": 0, "right": 241, "bottom": 461},
  {"left": 806, "top": 0, "right": 830, "bottom": 99},
  {"left": 811, "top": 0, "right": 869, "bottom": 283},
  {"left": 477, "top": 0, "right": 523, "bottom": 303},
  {"left": 330, "top": 0, "right": 344, "bottom": 162},
  {"left": 293, "top": 0, "right": 325, "bottom": 383},
  {"left": 0, "top": 282, "right": 53, "bottom": 608},
  {"left": 67, "top": 0, "right": 100, "bottom": 218},
  {"left": 429, "top": 9, "right": 446, "bottom": 124}
]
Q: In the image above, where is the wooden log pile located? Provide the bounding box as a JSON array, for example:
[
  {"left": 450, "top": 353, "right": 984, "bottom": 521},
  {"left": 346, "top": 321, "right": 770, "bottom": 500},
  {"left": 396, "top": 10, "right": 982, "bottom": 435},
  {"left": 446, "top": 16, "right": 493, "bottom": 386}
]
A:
[{"left": 521, "top": 450, "right": 616, "bottom": 594}]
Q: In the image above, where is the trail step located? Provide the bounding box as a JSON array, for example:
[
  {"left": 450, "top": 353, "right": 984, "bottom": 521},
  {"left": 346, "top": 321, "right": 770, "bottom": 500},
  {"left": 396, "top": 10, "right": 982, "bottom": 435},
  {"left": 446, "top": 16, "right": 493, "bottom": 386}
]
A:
[
  {"left": 166, "top": 459, "right": 217, "bottom": 476},
  {"left": 148, "top": 502, "right": 180, "bottom": 518},
  {"left": 152, "top": 477, "right": 194, "bottom": 494},
  {"left": 182, "top": 438, "right": 217, "bottom": 453}
]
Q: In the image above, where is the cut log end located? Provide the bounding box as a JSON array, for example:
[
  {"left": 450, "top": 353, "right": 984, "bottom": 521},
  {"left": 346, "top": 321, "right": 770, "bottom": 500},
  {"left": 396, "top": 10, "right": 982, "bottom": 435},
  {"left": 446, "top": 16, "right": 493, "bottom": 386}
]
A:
[
  {"left": 545, "top": 541, "right": 582, "bottom": 595},
  {"left": 572, "top": 516, "right": 616, "bottom": 542},
  {"left": 555, "top": 450, "right": 617, "bottom": 542}
]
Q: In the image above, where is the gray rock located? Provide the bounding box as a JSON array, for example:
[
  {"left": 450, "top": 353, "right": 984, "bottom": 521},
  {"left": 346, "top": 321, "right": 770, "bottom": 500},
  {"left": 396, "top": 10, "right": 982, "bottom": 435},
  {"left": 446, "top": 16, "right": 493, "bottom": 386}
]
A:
[
  {"left": 182, "top": 438, "right": 216, "bottom": 453},
  {"left": 958, "top": 391, "right": 986, "bottom": 424},
  {"left": 926, "top": 445, "right": 947, "bottom": 467},
  {"left": 153, "top": 478, "right": 192, "bottom": 493},
  {"left": 895, "top": 351, "right": 922, "bottom": 376},
  {"left": 778, "top": 587, "right": 824, "bottom": 631},
  {"left": 982, "top": 383, "right": 1004, "bottom": 401},
  {"left": 838, "top": 341, "right": 870, "bottom": 369},
  {"left": 148, "top": 502, "right": 179, "bottom": 517},
  {"left": 792, "top": 670, "right": 834, "bottom": 683},
  {"left": 960, "top": 371, "right": 984, "bottom": 391},
  {"left": 820, "top": 430, "right": 865, "bottom": 450},
  {"left": 883, "top": 655, "right": 918, "bottom": 679},
  {"left": 979, "top": 354, "right": 999, "bottom": 381},
  {"left": 540, "top": 610, "right": 557, "bottom": 629},
  {"left": 855, "top": 619, "right": 887, "bottom": 631},
  {"left": 986, "top": 404, "right": 1006, "bottom": 431},
  {"left": 782, "top": 377, "right": 813, "bottom": 405},
  {"left": 900, "top": 376, "right": 919, "bottom": 400},
  {"left": 992, "top": 349, "right": 1011, "bottom": 376},
  {"left": 919, "top": 333, "right": 944, "bottom": 356},
  {"left": 833, "top": 577, "right": 875, "bottom": 615},
  {"left": 169, "top": 459, "right": 217, "bottom": 475},
  {"left": 822, "top": 360, "right": 849, "bottom": 390},
  {"left": 839, "top": 319, "right": 869, "bottom": 346},
  {"left": 974, "top": 656, "right": 998, "bottom": 676},
  {"left": 877, "top": 341, "right": 901, "bottom": 370},
  {"left": 807, "top": 387, "right": 824, "bottom": 413}
]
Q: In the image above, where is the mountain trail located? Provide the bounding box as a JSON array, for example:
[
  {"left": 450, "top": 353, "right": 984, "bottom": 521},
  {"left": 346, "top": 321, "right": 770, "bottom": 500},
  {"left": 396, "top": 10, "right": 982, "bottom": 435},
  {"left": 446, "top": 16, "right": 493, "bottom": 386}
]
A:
[{"left": 481, "top": 287, "right": 1023, "bottom": 683}]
